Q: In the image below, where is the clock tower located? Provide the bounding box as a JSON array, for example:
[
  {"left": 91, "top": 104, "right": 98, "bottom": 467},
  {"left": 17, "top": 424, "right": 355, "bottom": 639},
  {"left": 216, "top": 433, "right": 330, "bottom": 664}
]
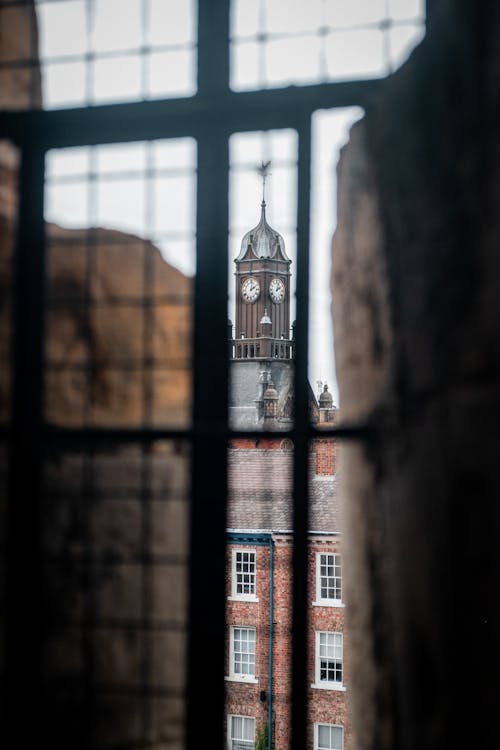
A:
[
  {"left": 228, "top": 163, "right": 296, "bottom": 430},
  {"left": 229, "top": 197, "right": 292, "bottom": 361}
]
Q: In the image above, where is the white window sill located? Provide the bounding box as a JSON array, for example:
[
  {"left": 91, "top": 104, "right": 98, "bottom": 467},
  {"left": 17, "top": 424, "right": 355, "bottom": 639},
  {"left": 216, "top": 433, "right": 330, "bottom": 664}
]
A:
[
  {"left": 225, "top": 675, "right": 258, "bottom": 684},
  {"left": 228, "top": 595, "right": 259, "bottom": 603},
  {"left": 312, "top": 601, "right": 345, "bottom": 608},
  {"left": 310, "top": 682, "right": 346, "bottom": 692}
]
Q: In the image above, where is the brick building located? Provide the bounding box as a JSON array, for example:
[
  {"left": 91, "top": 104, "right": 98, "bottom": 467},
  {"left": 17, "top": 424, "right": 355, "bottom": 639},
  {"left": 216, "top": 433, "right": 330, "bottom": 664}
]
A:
[{"left": 225, "top": 191, "right": 347, "bottom": 750}]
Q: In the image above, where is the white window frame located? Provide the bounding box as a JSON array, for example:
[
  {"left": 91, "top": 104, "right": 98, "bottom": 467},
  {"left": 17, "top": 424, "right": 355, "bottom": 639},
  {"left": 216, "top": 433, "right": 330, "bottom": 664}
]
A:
[
  {"left": 227, "top": 715, "right": 256, "bottom": 750},
  {"left": 313, "top": 552, "right": 344, "bottom": 607},
  {"left": 226, "top": 626, "right": 258, "bottom": 683},
  {"left": 311, "top": 631, "right": 345, "bottom": 691},
  {"left": 314, "top": 723, "right": 344, "bottom": 750},
  {"left": 228, "top": 548, "right": 258, "bottom": 602}
]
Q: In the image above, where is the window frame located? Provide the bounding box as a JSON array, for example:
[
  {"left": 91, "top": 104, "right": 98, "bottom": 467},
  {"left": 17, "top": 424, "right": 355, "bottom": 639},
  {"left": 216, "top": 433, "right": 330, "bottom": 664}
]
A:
[
  {"left": 312, "top": 631, "right": 345, "bottom": 691},
  {"left": 228, "top": 625, "right": 258, "bottom": 683},
  {"left": 227, "top": 714, "right": 256, "bottom": 750},
  {"left": 0, "top": 1, "right": 432, "bottom": 748},
  {"left": 313, "top": 551, "right": 343, "bottom": 607},
  {"left": 314, "top": 723, "right": 344, "bottom": 750},
  {"left": 229, "top": 548, "right": 258, "bottom": 602}
]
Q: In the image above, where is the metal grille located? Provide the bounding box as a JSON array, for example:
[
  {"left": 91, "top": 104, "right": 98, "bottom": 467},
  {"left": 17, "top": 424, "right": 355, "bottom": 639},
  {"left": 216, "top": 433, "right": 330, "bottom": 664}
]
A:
[{"left": 0, "top": 1, "right": 433, "bottom": 748}]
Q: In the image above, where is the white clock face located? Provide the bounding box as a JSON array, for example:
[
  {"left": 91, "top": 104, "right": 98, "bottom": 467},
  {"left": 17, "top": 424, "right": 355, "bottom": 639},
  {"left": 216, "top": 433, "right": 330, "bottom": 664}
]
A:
[
  {"left": 269, "top": 277, "right": 285, "bottom": 303},
  {"left": 241, "top": 277, "right": 260, "bottom": 303}
]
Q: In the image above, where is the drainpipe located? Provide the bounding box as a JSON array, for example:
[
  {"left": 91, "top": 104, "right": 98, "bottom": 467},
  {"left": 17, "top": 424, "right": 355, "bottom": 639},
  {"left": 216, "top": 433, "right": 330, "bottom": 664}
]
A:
[{"left": 268, "top": 536, "right": 275, "bottom": 750}]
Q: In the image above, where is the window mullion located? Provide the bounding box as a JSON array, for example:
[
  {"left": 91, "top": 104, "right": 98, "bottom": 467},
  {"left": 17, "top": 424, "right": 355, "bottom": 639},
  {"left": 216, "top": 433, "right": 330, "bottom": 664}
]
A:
[
  {"left": 292, "top": 118, "right": 312, "bottom": 750},
  {"left": 188, "top": 8, "right": 231, "bottom": 750},
  {"left": 197, "top": 0, "right": 230, "bottom": 98},
  {"left": 7, "top": 142, "right": 46, "bottom": 742},
  {"left": 188, "top": 126, "right": 229, "bottom": 750}
]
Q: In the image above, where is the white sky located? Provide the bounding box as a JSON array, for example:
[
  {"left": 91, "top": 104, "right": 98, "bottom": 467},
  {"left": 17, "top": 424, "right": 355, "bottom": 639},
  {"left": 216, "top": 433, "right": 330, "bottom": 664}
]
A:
[{"left": 39, "top": 0, "right": 424, "bottom": 405}]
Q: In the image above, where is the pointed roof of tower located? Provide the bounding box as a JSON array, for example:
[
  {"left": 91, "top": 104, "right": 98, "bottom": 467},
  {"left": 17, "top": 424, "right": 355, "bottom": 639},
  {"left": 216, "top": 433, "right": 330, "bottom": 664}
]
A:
[{"left": 236, "top": 201, "right": 290, "bottom": 262}]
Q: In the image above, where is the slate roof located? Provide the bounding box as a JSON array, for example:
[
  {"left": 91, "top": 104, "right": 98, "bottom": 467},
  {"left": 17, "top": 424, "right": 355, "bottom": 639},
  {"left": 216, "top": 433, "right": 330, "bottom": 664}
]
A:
[
  {"left": 229, "top": 359, "right": 294, "bottom": 430},
  {"left": 229, "top": 360, "right": 320, "bottom": 429},
  {"left": 227, "top": 448, "right": 340, "bottom": 533}
]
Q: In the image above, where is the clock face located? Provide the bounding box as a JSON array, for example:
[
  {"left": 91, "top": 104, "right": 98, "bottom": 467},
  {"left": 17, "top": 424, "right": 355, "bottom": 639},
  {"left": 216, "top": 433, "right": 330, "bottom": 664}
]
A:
[
  {"left": 269, "top": 277, "right": 285, "bottom": 304},
  {"left": 241, "top": 277, "right": 260, "bottom": 303}
]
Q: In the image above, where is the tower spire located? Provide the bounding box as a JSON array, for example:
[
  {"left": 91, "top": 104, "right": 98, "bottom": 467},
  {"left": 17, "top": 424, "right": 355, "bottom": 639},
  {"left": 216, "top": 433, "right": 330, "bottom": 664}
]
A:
[{"left": 257, "top": 160, "right": 271, "bottom": 204}]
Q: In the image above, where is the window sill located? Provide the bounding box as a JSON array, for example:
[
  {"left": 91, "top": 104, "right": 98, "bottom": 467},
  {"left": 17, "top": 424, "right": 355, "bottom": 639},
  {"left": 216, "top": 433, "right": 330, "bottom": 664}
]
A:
[
  {"left": 310, "top": 683, "right": 346, "bottom": 692},
  {"left": 312, "top": 601, "right": 345, "bottom": 608},
  {"left": 228, "top": 596, "right": 259, "bottom": 603},
  {"left": 225, "top": 675, "right": 259, "bottom": 684}
]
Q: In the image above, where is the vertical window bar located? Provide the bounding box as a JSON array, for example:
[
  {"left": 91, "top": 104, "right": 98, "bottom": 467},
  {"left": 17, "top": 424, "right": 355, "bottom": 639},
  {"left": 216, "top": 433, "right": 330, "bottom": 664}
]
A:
[
  {"left": 6, "top": 142, "right": 46, "bottom": 741},
  {"left": 188, "top": 5, "right": 230, "bottom": 750},
  {"left": 292, "top": 119, "right": 312, "bottom": 750},
  {"left": 189, "top": 133, "right": 229, "bottom": 750},
  {"left": 198, "top": 0, "right": 230, "bottom": 98},
  {"left": 426, "top": 0, "right": 437, "bottom": 26}
]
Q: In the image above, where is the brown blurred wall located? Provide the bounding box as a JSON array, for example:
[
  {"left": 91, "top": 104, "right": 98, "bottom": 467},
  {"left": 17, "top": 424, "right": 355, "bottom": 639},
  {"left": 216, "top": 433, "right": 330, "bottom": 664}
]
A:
[{"left": 332, "top": 4, "right": 500, "bottom": 750}]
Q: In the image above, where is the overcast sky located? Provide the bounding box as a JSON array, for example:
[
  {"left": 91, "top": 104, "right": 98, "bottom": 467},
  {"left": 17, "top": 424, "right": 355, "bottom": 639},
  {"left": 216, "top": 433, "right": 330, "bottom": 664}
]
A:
[{"left": 40, "top": 0, "right": 424, "bottom": 405}]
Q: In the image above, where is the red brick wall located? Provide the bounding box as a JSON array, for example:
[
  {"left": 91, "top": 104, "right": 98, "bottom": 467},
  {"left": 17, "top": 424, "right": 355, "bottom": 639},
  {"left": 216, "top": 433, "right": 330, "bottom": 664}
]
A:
[
  {"left": 270, "top": 539, "right": 292, "bottom": 750},
  {"left": 230, "top": 438, "right": 291, "bottom": 450},
  {"left": 225, "top": 545, "right": 273, "bottom": 742},
  {"left": 311, "top": 438, "right": 336, "bottom": 476},
  {"left": 308, "top": 539, "right": 351, "bottom": 750},
  {"left": 225, "top": 536, "right": 350, "bottom": 750}
]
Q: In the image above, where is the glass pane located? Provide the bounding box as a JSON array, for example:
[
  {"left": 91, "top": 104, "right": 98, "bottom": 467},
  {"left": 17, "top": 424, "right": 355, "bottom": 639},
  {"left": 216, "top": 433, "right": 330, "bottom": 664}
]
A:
[
  {"left": 309, "top": 434, "right": 345, "bottom": 704},
  {"left": 243, "top": 717, "right": 255, "bottom": 740},
  {"left": 230, "top": 0, "right": 425, "bottom": 91},
  {"left": 318, "top": 724, "right": 331, "bottom": 748},
  {"left": 232, "top": 716, "right": 243, "bottom": 738},
  {"left": 2, "top": 0, "right": 197, "bottom": 110},
  {"left": 41, "top": 439, "right": 190, "bottom": 748},
  {"left": 91, "top": 0, "right": 143, "bottom": 53},
  {"left": 331, "top": 725, "right": 343, "bottom": 750},
  {"left": 44, "top": 138, "right": 196, "bottom": 429},
  {"left": 91, "top": 54, "right": 143, "bottom": 104},
  {"left": 226, "top": 435, "right": 346, "bottom": 744},
  {"left": 309, "top": 107, "right": 365, "bottom": 427},
  {"left": 0, "top": 1, "right": 41, "bottom": 109},
  {"left": 226, "top": 440, "right": 293, "bottom": 745},
  {"left": 228, "top": 130, "right": 297, "bottom": 431}
]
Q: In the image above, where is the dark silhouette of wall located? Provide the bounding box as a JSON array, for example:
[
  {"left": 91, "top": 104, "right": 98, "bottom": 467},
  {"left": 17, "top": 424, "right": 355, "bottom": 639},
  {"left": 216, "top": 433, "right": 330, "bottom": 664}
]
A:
[{"left": 333, "top": 3, "right": 500, "bottom": 749}]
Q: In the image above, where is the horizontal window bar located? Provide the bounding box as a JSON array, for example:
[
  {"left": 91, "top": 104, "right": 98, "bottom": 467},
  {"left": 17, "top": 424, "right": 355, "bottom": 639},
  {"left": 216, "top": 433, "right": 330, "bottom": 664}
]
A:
[
  {"left": 0, "top": 79, "right": 381, "bottom": 148},
  {"left": 1, "top": 423, "right": 373, "bottom": 443}
]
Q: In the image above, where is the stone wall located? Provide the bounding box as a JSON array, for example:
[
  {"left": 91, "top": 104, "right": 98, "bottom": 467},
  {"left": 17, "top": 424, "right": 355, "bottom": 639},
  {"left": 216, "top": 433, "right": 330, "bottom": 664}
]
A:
[
  {"left": 0, "top": 1, "right": 40, "bottom": 422},
  {"left": 0, "top": 0, "right": 41, "bottom": 110},
  {"left": 1, "top": 211, "right": 192, "bottom": 428},
  {"left": 42, "top": 442, "right": 190, "bottom": 749},
  {"left": 333, "top": 4, "right": 500, "bottom": 750},
  {"left": 44, "top": 223, "right": 192, "bottom": 428}
]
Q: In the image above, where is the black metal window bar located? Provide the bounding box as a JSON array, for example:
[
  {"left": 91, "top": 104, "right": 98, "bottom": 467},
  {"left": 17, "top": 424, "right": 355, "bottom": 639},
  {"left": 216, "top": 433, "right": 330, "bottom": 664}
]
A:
[{"left": 0, "top": 1, "right": 432, "bottom": 748}]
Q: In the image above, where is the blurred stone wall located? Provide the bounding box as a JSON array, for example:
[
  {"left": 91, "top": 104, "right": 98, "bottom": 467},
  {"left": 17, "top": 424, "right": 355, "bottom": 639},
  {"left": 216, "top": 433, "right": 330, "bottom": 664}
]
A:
[
  {"left": 333, "top": 4, "right": 500, "bottom": 750},
  {"left": 0, "top": 0, "right": 41, "bottom": 110},
  {"left": 44, "top": 224, "right": 192, "bottom": 429}
]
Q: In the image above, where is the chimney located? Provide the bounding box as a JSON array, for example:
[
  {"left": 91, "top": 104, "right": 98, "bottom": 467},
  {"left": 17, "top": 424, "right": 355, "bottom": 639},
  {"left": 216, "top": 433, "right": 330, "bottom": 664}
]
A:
[
  {"left": 263, "top": 380, "right": 278, "bottom": 425},
  {"left": 313, "top": 438, "right": 336, "bottom": 476},
  {"left": 318, "top": 382, "right": 336, "bottom": 424}
]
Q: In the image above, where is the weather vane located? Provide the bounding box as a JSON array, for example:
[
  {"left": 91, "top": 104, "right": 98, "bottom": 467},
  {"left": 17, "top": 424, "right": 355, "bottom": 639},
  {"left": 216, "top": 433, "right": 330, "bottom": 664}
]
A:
[{"left": 257, "top": 160, "right": 271, "bottom": 203}]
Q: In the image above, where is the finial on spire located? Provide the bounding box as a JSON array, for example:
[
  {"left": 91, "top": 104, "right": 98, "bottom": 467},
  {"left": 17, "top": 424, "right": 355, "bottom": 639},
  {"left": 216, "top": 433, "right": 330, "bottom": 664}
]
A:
[{"left": 257, "top": 160, "right": 272, "bottom": 204}]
